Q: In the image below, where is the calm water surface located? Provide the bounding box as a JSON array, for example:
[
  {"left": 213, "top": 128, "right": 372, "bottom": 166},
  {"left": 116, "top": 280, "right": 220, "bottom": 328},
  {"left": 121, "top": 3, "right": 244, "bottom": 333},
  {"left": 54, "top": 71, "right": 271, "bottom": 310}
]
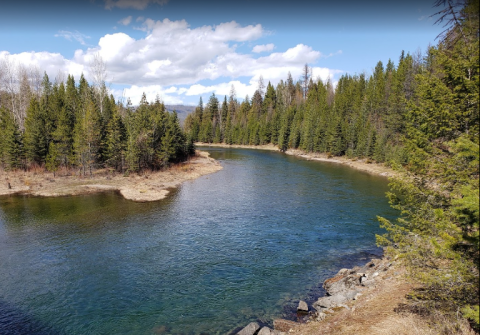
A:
[{"left": 0, "top": 148, "right": 396, "bottom": 334}]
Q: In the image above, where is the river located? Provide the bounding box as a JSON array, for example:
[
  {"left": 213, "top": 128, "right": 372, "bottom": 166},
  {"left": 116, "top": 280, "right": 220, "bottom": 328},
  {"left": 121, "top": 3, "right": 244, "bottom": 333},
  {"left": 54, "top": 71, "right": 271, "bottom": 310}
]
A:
[{"left": 0, "top": 148, "right": 396, "bottom": 334}]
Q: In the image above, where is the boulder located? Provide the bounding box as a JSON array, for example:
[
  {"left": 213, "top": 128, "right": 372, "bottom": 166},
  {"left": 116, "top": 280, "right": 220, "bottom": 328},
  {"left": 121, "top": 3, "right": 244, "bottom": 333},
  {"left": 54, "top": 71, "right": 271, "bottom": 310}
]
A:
[
  {"left": 297, "top": 300, "right": 308, "bottom": 312},
  {"left": 323, "top": 274, "right": 360, "bottom": 296},
  {"left": 237, "top": 322, "right": 260, "bottom": 335},
  {"left": 344, "top": 290, "right": 360, "bottom": 300},
  {"left": 313, "top": 294, "right": 348, "bottom": 310},
  {"left": 361, "top": 278, "right": 376, "bottom": 287},
  {"left": 257, "top": 327, "right": 274, "bottom": 335},
  {"left": 313, "top": 289, "right": 359, "bottom": 311}
]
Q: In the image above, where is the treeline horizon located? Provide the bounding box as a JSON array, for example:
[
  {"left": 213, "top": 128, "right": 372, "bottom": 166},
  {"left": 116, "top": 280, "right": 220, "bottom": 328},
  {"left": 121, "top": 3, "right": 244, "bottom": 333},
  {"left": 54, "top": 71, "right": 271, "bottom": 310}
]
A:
[
  {"left": 0, "top": 69, "right": 194, "bottom": 175},
  {"left": 184, "top": 47, "right": 475, "bottom": 167}
]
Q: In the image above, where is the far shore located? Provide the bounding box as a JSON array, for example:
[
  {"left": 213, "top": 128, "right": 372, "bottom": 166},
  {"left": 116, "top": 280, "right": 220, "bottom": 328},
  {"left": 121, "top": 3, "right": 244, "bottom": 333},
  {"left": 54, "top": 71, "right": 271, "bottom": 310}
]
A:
[
  {"left": 195, "top": 142, "right": 400, "bottom": 178},
  {"left": 0, "top": 150, "right": 222, "bottom": 202}
]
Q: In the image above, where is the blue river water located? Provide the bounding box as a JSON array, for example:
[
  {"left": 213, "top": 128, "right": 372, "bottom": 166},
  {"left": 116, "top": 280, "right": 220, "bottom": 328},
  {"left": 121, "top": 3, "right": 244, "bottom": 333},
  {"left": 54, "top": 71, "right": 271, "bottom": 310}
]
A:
[{"left": 0, "top": 148, "right": 396, "bottom": 334}]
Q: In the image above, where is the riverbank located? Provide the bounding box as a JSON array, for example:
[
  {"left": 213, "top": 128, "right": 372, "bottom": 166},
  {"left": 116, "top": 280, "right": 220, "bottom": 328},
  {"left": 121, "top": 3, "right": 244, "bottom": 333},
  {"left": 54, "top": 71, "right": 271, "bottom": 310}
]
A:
[
  {"left": 235, "top": 256, "right": 475, "bottom": 335},
  {"left": 0, "top": 150, "right": 222, "bottom": 202},
  {"left": 195, "top": 143, "right": 400, "bottom": 179}
]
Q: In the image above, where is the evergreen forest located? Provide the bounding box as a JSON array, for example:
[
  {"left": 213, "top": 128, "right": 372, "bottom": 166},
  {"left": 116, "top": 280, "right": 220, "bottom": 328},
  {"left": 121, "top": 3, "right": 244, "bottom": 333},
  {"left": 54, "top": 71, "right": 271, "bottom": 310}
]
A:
[
  {"left": 184, "top": 0, "right": 479, "bottom": 330},
  {"left": 0, "top": 71, "right": 194, "bottom": 175}
]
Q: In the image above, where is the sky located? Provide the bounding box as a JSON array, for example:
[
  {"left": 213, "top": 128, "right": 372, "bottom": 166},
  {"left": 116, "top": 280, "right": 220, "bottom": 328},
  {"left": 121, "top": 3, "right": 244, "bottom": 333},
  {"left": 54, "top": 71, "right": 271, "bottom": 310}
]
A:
[{"left": 0, "top": 0, "right": 445, "bottom": 106}]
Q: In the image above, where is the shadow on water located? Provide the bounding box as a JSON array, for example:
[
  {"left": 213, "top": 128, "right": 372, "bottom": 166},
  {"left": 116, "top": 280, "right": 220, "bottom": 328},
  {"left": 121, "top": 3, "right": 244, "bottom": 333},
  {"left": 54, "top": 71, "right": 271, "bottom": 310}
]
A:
[
  {"left": 0, "top": 189, "right": 179, "bottom": 232},
  {"left": 0, "top": 299, "right": 63, "bottom": 335}
]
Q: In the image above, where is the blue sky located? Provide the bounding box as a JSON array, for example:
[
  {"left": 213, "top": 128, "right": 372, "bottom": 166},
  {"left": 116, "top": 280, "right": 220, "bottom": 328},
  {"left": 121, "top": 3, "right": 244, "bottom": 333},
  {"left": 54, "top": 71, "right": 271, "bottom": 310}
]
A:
[{"left": 0, "top": 0, "right": 444, "bottom": 105}]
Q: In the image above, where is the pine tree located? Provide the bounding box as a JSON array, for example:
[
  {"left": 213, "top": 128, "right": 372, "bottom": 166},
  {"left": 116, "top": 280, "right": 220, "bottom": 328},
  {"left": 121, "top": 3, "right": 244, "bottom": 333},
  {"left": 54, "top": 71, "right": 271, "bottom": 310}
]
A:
[
  {"left": 0, "top": 107, "right": 23, "bottom": 170},
  {"left": 24, "top": 97, "right": 46, "bottom": 165},
  {"left": 45, "top": 141, "right": 60, "bottom": 177},
  {"left": 104, "top": 106, "right": 126, "bottom": 171}
]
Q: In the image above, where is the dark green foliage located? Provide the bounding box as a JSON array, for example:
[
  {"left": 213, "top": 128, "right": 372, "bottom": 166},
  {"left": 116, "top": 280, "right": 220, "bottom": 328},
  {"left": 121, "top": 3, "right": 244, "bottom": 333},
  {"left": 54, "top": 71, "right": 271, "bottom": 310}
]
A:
[
  {"left": 104, "top": 106, "right": 126, "bottom": 171},
  {"left": 0, "top": 107, "right": 23, "bottom": 170},
  {"left": 184, "top": 58, "right": 423, "bottom": 163},
  {"left": 45, "top": 142, "right": 59, "bottom": 176},
  {"left": 24, "top": 97, "right": 47, "bottom": 165},
  {"left": 0, "top": 72, "right": 192, "bottom": 174},
  {"left": 377, "top": 0, "right": 479, "bottom": 329}
]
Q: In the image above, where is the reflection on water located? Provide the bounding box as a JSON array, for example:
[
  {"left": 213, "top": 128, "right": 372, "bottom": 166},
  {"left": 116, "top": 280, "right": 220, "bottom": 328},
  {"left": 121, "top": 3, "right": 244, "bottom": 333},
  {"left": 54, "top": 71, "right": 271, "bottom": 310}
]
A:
[{"left": 0, "top": 148, "right": 396, "bottom": 334}]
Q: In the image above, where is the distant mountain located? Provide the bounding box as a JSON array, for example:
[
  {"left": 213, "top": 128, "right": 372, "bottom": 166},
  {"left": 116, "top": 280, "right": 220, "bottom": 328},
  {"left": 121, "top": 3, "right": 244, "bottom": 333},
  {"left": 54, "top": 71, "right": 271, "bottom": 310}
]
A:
[{"left": 165, "top": 105, "right": 195, "bottom": 123}]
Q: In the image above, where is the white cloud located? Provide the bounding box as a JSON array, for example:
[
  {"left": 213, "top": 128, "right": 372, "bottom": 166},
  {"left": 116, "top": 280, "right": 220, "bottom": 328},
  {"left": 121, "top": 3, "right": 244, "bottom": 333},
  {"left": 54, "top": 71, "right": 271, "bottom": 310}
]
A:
[
  {"left": 252, "top": 43, "right": 275, "bottom": 53},
  {"left": 69, "top": 19, "right": 268, "bottom": 86},
  {"left": 184, "top": 81, "right": 256, "bottom": 99},
  {"left": 112, "top": 84, "right": 183, "bottom": 105},
  {"left": 104, "top": 0, "right": 169, "bottom": 10},
  {"left": 118, "top": 16, "right": 132, "bottom": 26},
  {"left": 0, "top": 51, "right": 86, "bottom": 80},
  {"left": 3, "top": 18, "right": 343, "bottom": 104},
  {"left": 55, "top": 30, "right": 91, "bottom": 46}
]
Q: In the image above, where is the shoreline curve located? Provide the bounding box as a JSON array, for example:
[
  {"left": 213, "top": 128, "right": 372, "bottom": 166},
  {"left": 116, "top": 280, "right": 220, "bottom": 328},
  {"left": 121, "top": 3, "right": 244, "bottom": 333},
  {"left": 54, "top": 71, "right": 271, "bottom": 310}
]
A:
[{"left": 0, "top": 150, "right": 223, "bottom": 202}]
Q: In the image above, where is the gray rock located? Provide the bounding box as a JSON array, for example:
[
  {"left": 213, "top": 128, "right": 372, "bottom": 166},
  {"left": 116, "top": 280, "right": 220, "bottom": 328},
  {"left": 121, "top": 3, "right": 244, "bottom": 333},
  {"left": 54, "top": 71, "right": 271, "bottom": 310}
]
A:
[
  {"left": 361, "top": 278, "right": 376, "bottom": 287},
  {"left": 237, "top": 322, "right": 260, "bottom": 335},
  {"left": 323, "top": 274, "right": 360, "bottom": 296},
  {"left": 313, "top": 289, "right": 359, "bottom": 311},
  {"left": 316, "top": 312, "right": 326, "bottom": 321},
  {"left": 258, "top": 327, "right": 274, "bottom": 335},
  {"left": 344, "top": 290, "right": 359, "bottom": 300},
  {"left": 313, "top": 294, "right": 348, "bottom": 310},
  {"left": 297, "top": 300, "right": 308, "bottom": 312}
]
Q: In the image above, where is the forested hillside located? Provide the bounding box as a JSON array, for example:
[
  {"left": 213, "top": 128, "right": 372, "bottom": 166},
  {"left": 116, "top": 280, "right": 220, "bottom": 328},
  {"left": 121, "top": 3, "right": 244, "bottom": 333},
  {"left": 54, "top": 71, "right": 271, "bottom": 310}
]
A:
[
  {"left": 185, "top": 0, "right": 479, "bottom": 330},
  {"left": 0, "top": 72, "right": 193, "bottom": 175}
]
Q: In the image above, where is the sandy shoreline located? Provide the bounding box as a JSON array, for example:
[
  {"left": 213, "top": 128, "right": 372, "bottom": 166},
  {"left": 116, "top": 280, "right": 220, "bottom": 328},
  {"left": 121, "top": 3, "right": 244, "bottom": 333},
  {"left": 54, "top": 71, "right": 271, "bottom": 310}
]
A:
[
  {"left": 196, "top": 142, "right": 400, "bottom": 178},
  {"left": 0, "top": 150, "right": 222, "bottom": 202}
]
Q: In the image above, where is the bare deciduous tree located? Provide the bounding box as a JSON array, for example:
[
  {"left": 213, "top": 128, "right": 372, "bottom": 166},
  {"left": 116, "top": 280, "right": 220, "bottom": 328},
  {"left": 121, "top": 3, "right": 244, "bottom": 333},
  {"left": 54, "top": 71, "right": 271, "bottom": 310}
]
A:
[
  {"left": 29, "top": 65, "right": 42, "bottom": 99},
  {"left": 1, "top": 55, "right": 19, "bottom": 120},
  {"left": 301, "top": 63, "right": 312, "bottom": 100},
  {"left": 257, "top": 75, "right": 265, "bottom": 98},
  {"left": 89, "top": 53, "right": 108, "bottom": 115},
  {"left": 433, "top": 0, "right": 468, "bottom": 46},
  {"left": 18, "top": 65, "right": 32, "bottom": 130},
  {"left": 55, "top": 70, "right": 66, "bottom": 85}
]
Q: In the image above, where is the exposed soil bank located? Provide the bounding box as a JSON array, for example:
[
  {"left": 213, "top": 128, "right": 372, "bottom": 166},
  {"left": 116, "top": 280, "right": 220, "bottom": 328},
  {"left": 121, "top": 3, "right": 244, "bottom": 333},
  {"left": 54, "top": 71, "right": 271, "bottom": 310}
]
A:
[
  {"left": 195, "top": 143, "right": 400, "bottom": 179},
  {"left": 0, "top": 150, "right": 222, "bottom": 202}
]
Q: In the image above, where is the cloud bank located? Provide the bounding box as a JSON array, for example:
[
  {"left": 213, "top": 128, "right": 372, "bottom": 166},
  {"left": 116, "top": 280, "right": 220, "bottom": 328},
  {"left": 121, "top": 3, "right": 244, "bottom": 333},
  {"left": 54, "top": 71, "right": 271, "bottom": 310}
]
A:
[{"left": 3, "top": 18, "right": 341, "bottom": 104}]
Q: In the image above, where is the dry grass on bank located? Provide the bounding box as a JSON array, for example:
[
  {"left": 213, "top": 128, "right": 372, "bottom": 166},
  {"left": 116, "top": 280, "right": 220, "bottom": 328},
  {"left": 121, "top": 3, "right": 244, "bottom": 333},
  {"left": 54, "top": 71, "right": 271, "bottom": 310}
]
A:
[
  {"left": 291, "top": 266, "right": 475, "bottom": 335},
  {"left": 0, "top": 150, "right": 222, "bottom": 201}
]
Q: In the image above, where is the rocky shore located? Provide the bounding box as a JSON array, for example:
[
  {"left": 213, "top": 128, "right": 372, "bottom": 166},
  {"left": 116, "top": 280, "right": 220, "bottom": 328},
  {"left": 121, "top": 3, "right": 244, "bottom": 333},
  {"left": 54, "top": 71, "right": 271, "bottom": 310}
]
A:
[
  {"left": 0, "top": 150, "right": 222, "bottom": 202},
  {"left": 233, "top": 256, "right": 408, "bottom": 335}
]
